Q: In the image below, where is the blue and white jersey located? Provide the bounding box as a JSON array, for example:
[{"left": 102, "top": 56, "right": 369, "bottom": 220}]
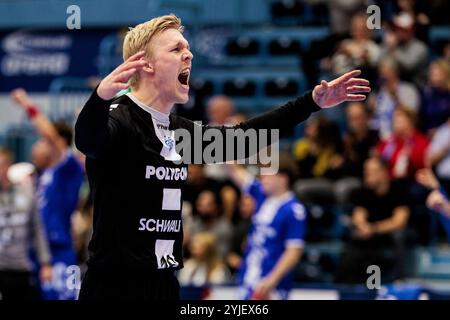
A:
[
  {"left": 238, "top": 179, "right": 306, "bottom": 299},
  {"left": 35, "top": 151, "right": 84, "bottom": 300},
  {"left": 36, "top": 151, "right": 84, "bottom": 248}
]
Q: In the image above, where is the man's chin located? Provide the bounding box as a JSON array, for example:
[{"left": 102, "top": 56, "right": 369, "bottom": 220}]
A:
[{"left": 177, "top": 94, "right": 189, "bottom": 105}]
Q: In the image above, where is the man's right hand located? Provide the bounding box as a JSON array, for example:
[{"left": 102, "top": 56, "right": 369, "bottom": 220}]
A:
[
  {"left": 10, "top": 88, "right": 34, "bottom": 108},
  {"left": 97, "top": 50, "right": 147, "bottom": 100}
]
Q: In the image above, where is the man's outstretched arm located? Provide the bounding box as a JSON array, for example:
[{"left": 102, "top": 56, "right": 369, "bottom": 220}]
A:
[
  {"left": 10, "top": 88, "right": 66, "bottom": 158},
  {"left": 182, "top": 70, "right": 370, "bottom": 163},
  {"left": 74, "top": 51, "right": 147, "bottom": 158},
  {"left": 238, "top": 69, "right": 370, "bottom": 133}
]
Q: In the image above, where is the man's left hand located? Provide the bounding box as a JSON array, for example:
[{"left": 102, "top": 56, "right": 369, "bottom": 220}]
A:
[{"left": 312, "top": 70, "right": 371, "bottom": 109}]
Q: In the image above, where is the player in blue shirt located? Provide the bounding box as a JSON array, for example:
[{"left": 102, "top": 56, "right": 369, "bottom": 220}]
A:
[
  {"left": 11, "top": 89, "right": 85, "bottom": 300},
  {"left": 227, "top": 156, "right": 306, "bottom": 300}
]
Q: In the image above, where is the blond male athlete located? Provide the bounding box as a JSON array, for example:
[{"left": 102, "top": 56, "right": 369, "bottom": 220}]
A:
[{"left": 75, "top": 14, "right": 370, "bottom": 300}]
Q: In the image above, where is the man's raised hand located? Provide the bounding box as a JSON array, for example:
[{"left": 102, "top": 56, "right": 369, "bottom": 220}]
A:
[
  {"left": 10, "top": 88, "right": 33, "bottom": 108},
  {"left": 97, "top": 50, "right": 147, "bottom": 100},
  {"left": 312, "top": 70, "right": 371, "bottom": 109}
]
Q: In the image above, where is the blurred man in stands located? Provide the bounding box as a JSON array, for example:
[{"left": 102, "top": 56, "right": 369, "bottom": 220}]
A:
[
  {"left": 335, "top": 156, "right": 410, "bottom": 284},
  {"left": 206, "top": 95, "right": 236, "bottom": 127},
  {"left": 227, "top": 155, "right": 306, "bottom": 300},
  {"left": 0, "top": 147, "right": 52, "bottom": 300},
  {"left": 10, "top": 89, "right": 84, "bottom": 300},
  {"left": 188, "top": 190, "right": 232, "bottom": 260},
  {"left": 381, "top": 12, "right": 429, "bottom": 87},
  {"left": 338, "top": 102, "right": 379, "bottom": 203},
  {"left": 328, "top": 14, "right": 381, "bottom": 85},
  {"left": 203, "top": 96, "right": 240, "bottom": 217}
]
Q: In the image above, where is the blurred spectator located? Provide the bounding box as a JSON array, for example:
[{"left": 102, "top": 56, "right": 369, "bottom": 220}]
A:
[
  {"left": 204, "top": 95, "right": 237, "bottom": 183},
  {"left": 377, "top": 107, "right": 429, "bottom": 180},
  {"left": 371, "top": 58, "right": 420, "bottom": 139},
  {"left": 10, "top": 89, "right": 85, "bottom": 300},
  {"left": 426, "top": 117, "right": 450, "bottom": 188},
  {"left": 185, "top": 164, "right": 223, "bottom": 211},
  {"left": 301, "top": 1, "right": 368, "bottom": 88},
  {"left": 227, "top": 155, "right": 306, "bottom": 300},
  {"left": 226, "top": 193, "right": 255, "bottom": 275},
  {"left": 336, "top": 102, "right": 379, "bottom": 203},
  {"left": 178, "top": 232, "right": 230, "bottom": 287},
  {"left": 0, "top": 148, "right": 52, "bottom": 300},
  {"left": 416, "top": 168, "right": 450, "bottom": 241},
  {"left": 207, "top": 95, "right": 236, "bottom": 126},
  {"left": 189, "top": 191, "right": 232, "bottom": 260},
  {"left": 335, "top": 156, "right": 410, "bottom": 283},
  {"left": 380, "top": 12, "right": 429, "bottom": 87},
  {"left": 327, "top": 0, "right": 368, "bottom": 36},
  {"left": 293, "top": 116, "right": 344, "bottom": 203},
  {"left": 201, "top": 95, "right": 240, "bottom": 223},
  {"left": 328, "top": 14, "right": 381, "bottom": 85},
  {"left": 342, "top": 102, "right": 379, "bottom": 178},
  {"left": 184, "top": 164, "right": 238, "bottom": 222},
  {"left": 395, "top": 0, "right": 430, "bottom": 42},
  {"left": 419, "top": 59, "right": 450, "bottom": 134}
]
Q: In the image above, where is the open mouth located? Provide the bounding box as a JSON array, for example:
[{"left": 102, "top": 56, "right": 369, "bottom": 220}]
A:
[{"left": 178, "top": 68, "right": 190, "bottom": 86}]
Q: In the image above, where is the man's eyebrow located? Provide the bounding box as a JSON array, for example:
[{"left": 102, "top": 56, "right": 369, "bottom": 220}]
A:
[{"left": 172, "top": 40, "right": 190, "bottom": 49}]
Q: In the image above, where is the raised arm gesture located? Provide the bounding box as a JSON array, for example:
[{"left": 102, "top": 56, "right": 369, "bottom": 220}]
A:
[
  {"left": 312, "top": 70, "right": 371, "bottom": 109},
  {"left": 97, "top": 50, "right": 147, "bottom": 100}
]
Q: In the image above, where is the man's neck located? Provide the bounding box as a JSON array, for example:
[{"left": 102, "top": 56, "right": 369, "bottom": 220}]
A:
[
  {"left": 269, "top": 189, "right": 291, "bottom": 198},
  {"left": 131, "top": 83, "right": 173, "bottom": 114}
]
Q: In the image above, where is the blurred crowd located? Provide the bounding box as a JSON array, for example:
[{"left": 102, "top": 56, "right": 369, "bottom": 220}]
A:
[{"left": 0, "top": 0, "right": 449, "bottom": 300}]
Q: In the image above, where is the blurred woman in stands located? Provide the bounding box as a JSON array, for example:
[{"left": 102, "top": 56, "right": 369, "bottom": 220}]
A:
[
  {"left": 178, "top": 232, "right": 230, "bottom": 287},
  {"left": 292, "top": 116, "right": 344, "bottom": 204},
  {"left": 419, "top": 59, "right": 450, "bottom": 136},
  {"left": 377, "top": 106, "right": 429, "bottom": 181}
]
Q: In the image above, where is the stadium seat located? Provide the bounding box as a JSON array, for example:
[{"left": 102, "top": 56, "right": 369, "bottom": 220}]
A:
[
  {"left": 269, "top": 37, "right": 301, "bottom": 55},
  {"left": 265, "top": 78, "right": 299, "bottom": 96},
  {"left": 190, "top": 78, "right": 214, "bottom": 97},
  {"left": 226, "top": 37, "right": 260, "bottom": 56},
  {"left": 271, "top": 0, "right": 303, "bottom": 21},
  {"left": 223, "top": 78, "right": 257, "bottom": 96}
]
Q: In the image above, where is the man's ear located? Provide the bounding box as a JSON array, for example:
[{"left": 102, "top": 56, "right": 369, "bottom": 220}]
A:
[{"left": 142, "top": 59, "right": 154, "bottom": 74}]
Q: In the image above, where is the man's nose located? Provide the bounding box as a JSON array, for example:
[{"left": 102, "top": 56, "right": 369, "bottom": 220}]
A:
[{"left": 183, "top": 49, "right": 193, "bottom": 61}]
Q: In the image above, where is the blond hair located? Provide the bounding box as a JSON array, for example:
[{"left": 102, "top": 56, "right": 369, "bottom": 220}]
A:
[
  {"left": 123, "top": 14, "right": 183, "bottom": 88},
  {"left": 190, "top": 232, "right": 222, "bottom": 281},
  {"left": 430, "top": 59, "right": 450, "bottom": 90}
]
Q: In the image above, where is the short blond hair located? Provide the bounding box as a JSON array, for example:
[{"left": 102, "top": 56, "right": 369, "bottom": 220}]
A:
[{"left": 123, "top": 14, "right": 183, "bottom": 88}]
